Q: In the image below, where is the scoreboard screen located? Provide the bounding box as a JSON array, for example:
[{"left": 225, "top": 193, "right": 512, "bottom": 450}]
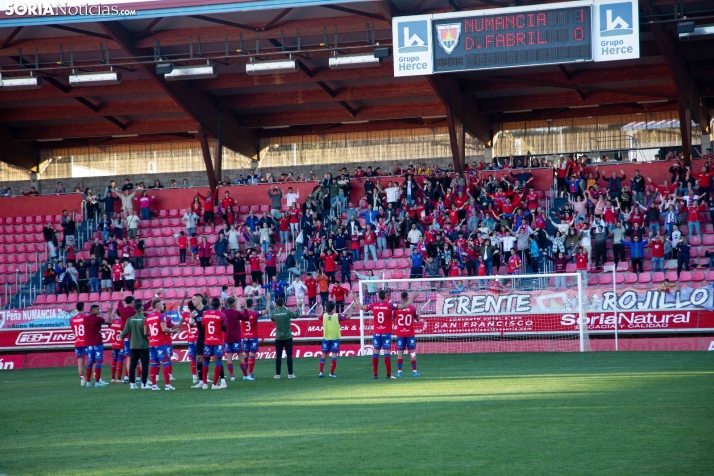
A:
[{"left": 432, "top": 6, "right": 592, "bottom": 72}]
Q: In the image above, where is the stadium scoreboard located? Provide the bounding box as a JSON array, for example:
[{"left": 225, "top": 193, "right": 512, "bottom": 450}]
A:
[
  {"left": 433, "top": 6, "right": 592, "bottom": 72},
  {"left": 394, "top": 0, "right": 639, "bottom": 77}
]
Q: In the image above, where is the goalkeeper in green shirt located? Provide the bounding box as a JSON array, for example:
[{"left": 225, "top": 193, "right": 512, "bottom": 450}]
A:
[{"left": 319, "top": 300, "right": 352, "bottom": 378}]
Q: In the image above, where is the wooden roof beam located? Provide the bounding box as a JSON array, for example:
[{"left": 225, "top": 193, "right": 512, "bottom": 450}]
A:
[{"left": 99, "top": 20, "right": 257, "bottom": 158}]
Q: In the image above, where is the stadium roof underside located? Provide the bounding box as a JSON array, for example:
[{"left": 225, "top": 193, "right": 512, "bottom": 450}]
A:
[{"left": 0, "top": 0, "right": 712, "bottom": 174}]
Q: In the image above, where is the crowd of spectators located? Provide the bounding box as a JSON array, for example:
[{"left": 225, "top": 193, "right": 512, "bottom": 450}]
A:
[{"left": 19, "top": 149, "right": 714, "bottom": 306}]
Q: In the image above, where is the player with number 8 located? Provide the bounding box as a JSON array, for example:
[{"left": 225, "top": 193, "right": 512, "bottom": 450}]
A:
[{"left": 352, "top": 289, "right": 413, "bottom": 379}]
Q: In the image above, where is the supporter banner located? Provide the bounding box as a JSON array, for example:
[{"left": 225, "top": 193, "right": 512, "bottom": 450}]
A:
[
  {"left": 0, "top": 307, "right": 73, "bottom": 330},
  {"left": 437, "top": 286, "right": 713, "bottom": 315}
]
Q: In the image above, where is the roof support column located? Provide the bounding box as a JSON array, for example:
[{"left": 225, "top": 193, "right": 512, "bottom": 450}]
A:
[
  {"left": 197, "top": 122, "right": 218, "bottom": 194},
  {"left": 446, "top": 104, "right": 464, "bottom": 173}
]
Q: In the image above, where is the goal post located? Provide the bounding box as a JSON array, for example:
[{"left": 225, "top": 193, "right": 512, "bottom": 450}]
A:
[{"left": 356, "top": 272, "right": 590, "bottom": 355}]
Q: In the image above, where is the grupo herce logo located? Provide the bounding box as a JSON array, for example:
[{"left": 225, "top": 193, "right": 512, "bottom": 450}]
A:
[
  {"left": 397, "top": 20, "right": 428, "bottom": 53},
  {"left": 600, "top": 2, "right": 633, "bottom": 36}
]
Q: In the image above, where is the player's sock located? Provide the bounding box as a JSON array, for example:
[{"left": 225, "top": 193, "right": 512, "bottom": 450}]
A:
[
  {"left": 85, "top": 364, "right": 93, "bottom": 383},
  {"left": 117, "top": 360, "right": 124, "bottom": 380},
  {"left": 372, "top": 355, "right": 379, "bottom": 376},
  {"left": 94, "top": 364, "right": 102, "bottom": 383},
  {"left": 201, "top": 362, "right": 209, "bottom": 383},
  {"left": 397, "top": 358, "right": 403, "bottom": 371},
  {"left": 150, "top": 362, "right": 158, "bottom": 385},
  {"left": 411, "top": 358, "right": 417, "bottom": 371},
  {"left": 239, "top": 361, "right": 248, "bottom": 377},
  {"left": 213, "top": 362, "right": 222, "bottom": 386},
  {"left": 384, "top": 355, "right": 392, "bottom": 376},
  {"left": 330, "top": 358, "right": 337, "bottom": 374},
  {"left": 168, "top": 362, "right": 173, "bottom": 375},
  {"left": 162, "top": 364, "right": 171, "bottom": 384},
  {"left": 319, "top": 358, "right": 325, "bottom": 374},
  {"left": 111, "top": 361, "right": 117, "bottom": 380},
  {"left": 190, "top": 357, "right": 197, "bottom": 377},
  {"left": 228, "top": 363, "right": 234, "bottom": 378},
  {"left": 248, "top": 356, "right": 256, "bottom": 375}
]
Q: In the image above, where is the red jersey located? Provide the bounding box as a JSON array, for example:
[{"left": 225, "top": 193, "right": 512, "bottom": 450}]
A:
[
  {"left": 366, "top": 301, "right": 397, "bottom": 334},
  {"left": 249, "top": 255, "right": 261, "bottom": 272},
  {"left": 111, "top": 264, "right": 123, "bottom": 281},
  {"left": 145, "top": 311, "right": 167, "bottom": 347},
  {"left": 289, "top": 209, "right": 300, "bottom": 223},
  {"left": 71, "top": 314, "right": 87, "bottom": 347},
  {"left": 109, "top": 317, "right": 124, "bottom": 350},
  {"left": 395, "top": 305, "right": 419, "bottom": 337},
  {"left": 576, "top": 252, "right": 588, "bottom": 270},
  {"left": 189, "top": 236, "right": 198, "bottom": 248},
  {"left": 508, "top": 255, "right": 521, "bottom": 274},
  {"left": 83, "top": 314, "right": 106, "bottom": 347},
  {"left": 304, "top": 278, "right": 318, "bottom": 298},
  {"left": 177, "top": 236, "right": 188, "bottom": 249},
  {"left": 223, "top": 308, "right": 246, "bottom": 343},
  {"left": 182, "top": 311, "right": 198, "bottom": 343},
  {"left": 202, "top": 310, "right": 226, "bottom": 345},
  {"left": 221, "top": 196, "right": 236, "bottom": 210},
  {"left": 279, "top": 217, "right": 289, "bottom": 231},
  {"left": 651, "top": 241, "right": 664, "bottom": 258},
  {"left": 241, "top": 310, "right": 261, "bottom": 339},
  {"left": 526, "top": 192, "right": 539, "bottom": 210},
  {"left": 330, "top": 285, "right": 348, "bottom": 302},
  {"left": 687, "top": 204, "right": 703, "bottom": 222}
]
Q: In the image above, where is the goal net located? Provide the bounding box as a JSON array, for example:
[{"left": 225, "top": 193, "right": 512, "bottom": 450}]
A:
[{"left": 356, "top": 273, "right": 590, "bottom": 354}]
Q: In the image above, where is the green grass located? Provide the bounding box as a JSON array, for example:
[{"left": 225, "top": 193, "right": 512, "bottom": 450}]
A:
[{"left": 1, "top": 352, "right": 712, "bottom": 475}]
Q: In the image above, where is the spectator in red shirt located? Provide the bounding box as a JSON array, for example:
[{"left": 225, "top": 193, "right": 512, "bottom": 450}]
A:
[
  {"left": 196, "top": 187, "right": 219, "bottom": 226},
  {"left": 321, "top": 249, "right": 338, "bottom": 283},
  {"left": 177, "top": 231, "right": 188, "bottom": 265},
  {"left": 198, "top": 236, "right": 212, "bottom": 268},
  {"left": 304, "top": 274, "right": 318, "bottom": 310},
  {"left": 575, "top": 246, "right": 589, "bottom": 287},
  {"left": 329, "top": 283, "right": 349, "bottom": 313},
  {"left": 650, "top": 233, "right": 665, "bottom": 273}
]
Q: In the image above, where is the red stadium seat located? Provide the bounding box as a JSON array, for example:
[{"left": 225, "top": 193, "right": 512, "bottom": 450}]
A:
[
  {"left": 637, "top": 273, "right": 651, "bottom": 284},
  {"left": 678, "top": 271, "right": 692, "bottom": 282},
  {"left": 692, "top": 270, "right": 705, "bottom": 282},
  {"left": 34, "top": 294, "right": 47, "bottom": 304},
  {"left": 45, "top": 294, "right": 57, "bottom": 304},
  {"left": 624, "top": 273, "right": 638, "bottom": 284}
]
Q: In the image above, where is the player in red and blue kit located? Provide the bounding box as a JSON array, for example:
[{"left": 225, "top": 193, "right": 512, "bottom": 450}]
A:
[
  {"left": 241, "top": 298, "right": 263, "bottom": 380},
  {"left": 159, "top": 301, "right": 176, "bottom": 382},
  {"left": 223, "top": 296, "right": 249, "bottom": 381},
  {"left": 353, "top": 289, "right": 413, "bottom": 379},
  {"left": 394, "top": 291, "right": 420, "bottom": 377},
  {"left": 108, "top": 303, "right": 125, "bottom": 382},
  {"left": 71, "top": 302, "right": 88, "bottom": 386},
  {"left": 201, "top": 298, "right": 228, "bottom": 390},
  {"left": 83, "top": 303, "right": 109, "bottom": 387},
  {"left": 145, "top": 299, "right": 179, "bottom": 391},
  {"left": 182, "top": 302, "right": 199, "bottom": 381}
]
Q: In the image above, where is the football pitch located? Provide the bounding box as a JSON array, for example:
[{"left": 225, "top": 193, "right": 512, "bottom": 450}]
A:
[{"left": 1, "top": 352, "right": 712, "bottom": 475}]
